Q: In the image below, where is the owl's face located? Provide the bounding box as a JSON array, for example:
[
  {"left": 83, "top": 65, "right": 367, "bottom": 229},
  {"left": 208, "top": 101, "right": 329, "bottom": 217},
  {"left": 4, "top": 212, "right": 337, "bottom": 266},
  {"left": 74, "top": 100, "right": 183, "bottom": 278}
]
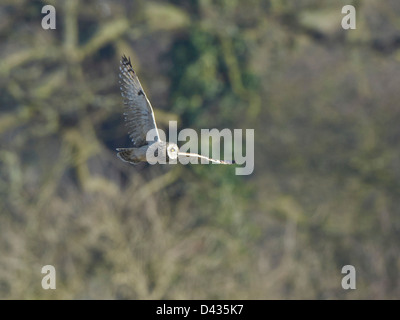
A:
[{"left": 167, "top": 143, "right": 179, "bottom": 160}]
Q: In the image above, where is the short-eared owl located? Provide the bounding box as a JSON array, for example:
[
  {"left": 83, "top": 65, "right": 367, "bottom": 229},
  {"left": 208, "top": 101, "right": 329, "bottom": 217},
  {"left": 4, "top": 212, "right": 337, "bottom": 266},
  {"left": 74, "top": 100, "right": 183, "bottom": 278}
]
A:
[{"left": 116, "top": 55, "right": 233, "bottom": 165}]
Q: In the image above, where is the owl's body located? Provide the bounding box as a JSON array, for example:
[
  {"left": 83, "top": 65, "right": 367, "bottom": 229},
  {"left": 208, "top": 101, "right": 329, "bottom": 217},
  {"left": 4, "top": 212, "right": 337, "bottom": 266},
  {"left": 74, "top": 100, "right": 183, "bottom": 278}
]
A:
[
  {"left": 116, "top": 145, "right": 148, "bottom": 164},
  {"left": 117, "top": 141, "right": 179, "bottom": 164}
]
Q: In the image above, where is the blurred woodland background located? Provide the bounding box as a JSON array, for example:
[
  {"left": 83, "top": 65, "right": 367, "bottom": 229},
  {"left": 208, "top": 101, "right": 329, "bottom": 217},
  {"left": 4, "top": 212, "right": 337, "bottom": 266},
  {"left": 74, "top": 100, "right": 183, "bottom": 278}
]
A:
[{"left": 1, "top": 0, "right": 400, "bottom": 299}]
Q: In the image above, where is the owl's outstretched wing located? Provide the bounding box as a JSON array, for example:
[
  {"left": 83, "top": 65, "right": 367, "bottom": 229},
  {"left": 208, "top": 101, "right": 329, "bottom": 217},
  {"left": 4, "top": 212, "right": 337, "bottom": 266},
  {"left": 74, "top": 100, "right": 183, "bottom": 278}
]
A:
[
  {"left": 177, "top": 152, "right": 235, "bottom": 164},
  {"left": 119, "top": 55, "right": 160, "bottom": 147}
]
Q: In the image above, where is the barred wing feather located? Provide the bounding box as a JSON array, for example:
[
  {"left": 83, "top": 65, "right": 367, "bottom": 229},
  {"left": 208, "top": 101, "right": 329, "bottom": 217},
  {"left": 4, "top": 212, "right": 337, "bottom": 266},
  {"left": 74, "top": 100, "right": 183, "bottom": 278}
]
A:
[{"left": 119, "top": 55, "right": 160, "bottom": 147}]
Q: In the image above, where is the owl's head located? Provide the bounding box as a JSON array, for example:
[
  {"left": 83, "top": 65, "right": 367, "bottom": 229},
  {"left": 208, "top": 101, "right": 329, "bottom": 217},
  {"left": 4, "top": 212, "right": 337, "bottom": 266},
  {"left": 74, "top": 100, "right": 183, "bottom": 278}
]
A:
[{"left": 167, "top": 143, "right": 179, "bottom": 160}]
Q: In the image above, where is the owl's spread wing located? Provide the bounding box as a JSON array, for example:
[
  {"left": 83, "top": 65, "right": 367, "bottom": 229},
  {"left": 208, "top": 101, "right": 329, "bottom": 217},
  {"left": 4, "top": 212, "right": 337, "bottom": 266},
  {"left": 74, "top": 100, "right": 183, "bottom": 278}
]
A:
[
  {"left": 177, "top": 152, "right": 235, "bottom": 164},
  {"left": 119, "top": 55, "right": 160, "bottom": 147}
]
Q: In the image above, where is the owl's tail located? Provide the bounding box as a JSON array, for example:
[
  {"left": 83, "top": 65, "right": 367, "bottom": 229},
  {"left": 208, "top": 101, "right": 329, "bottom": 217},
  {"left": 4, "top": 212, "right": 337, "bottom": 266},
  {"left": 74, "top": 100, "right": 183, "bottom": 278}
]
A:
[{"left": 116, "top": 148, "right": 141, "bottom": 165}]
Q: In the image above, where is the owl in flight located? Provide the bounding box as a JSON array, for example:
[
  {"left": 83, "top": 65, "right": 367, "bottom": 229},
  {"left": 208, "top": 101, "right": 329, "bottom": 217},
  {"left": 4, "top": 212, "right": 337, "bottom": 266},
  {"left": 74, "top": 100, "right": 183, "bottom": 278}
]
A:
[{"left": 116, "top": 55, "right": 234, "bottom": 165}]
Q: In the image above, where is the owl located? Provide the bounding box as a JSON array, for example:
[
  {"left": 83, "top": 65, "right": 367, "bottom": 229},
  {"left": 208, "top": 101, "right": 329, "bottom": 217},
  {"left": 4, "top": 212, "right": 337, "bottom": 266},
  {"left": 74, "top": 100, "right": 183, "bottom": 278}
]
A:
[{"left": 116, "top": 55, "right": 233, "bottom": 165}]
